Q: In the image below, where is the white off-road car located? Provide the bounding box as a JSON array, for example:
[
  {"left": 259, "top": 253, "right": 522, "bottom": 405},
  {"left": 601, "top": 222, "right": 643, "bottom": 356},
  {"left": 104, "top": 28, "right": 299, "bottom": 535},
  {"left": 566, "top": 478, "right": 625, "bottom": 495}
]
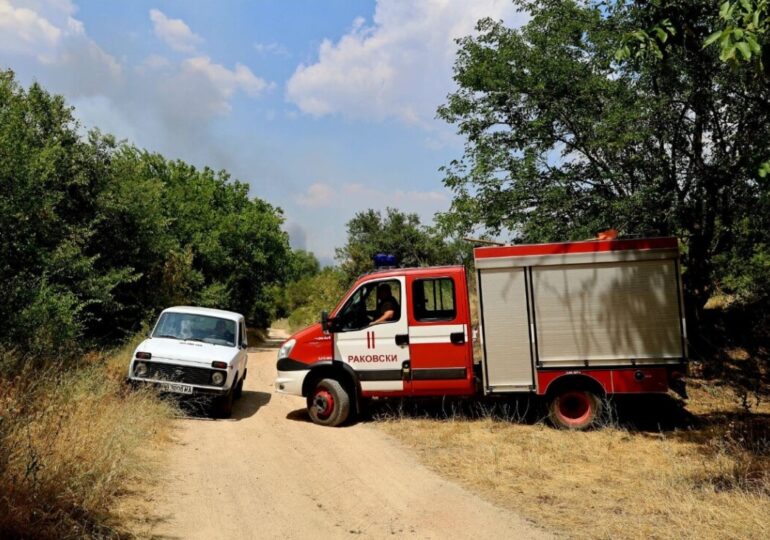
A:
[{"left": 128, "top": 306, "right": 249, "bottom": 418}]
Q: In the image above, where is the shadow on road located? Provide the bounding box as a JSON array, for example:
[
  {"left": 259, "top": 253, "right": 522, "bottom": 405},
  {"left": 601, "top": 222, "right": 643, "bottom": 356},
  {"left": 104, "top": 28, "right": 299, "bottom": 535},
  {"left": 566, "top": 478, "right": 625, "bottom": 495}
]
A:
[
  {"left": 231, "top": 390, "right": 271, "bottom": 420},
  {"left": 172, "top": 390, "right": 271, "bottom": 421},
  {"left": 286, "top": 408, "right": 311, "bottom": 423}
]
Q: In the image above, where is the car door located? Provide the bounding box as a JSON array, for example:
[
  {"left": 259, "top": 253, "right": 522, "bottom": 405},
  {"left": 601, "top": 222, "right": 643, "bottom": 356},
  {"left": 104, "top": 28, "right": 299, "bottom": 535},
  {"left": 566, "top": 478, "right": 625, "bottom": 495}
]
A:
[
  {"left": 407, "top": 272, "right": 474, "bottom": 396},
  {"left": 333, "top": 277, "right": 409, "bottom": 395}
]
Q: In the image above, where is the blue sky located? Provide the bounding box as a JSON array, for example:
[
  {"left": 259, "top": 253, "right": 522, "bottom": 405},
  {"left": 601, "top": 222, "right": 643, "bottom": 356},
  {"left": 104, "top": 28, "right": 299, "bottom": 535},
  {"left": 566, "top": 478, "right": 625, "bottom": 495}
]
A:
[{"left": 0, "top": 0, "right": 524, "bottom": 264}]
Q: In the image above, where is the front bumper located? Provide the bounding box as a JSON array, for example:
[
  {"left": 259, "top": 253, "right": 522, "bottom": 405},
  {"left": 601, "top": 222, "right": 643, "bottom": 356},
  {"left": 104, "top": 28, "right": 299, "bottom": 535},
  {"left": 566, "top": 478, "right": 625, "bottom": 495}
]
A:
[
  {"left": 275, "top": 369, "right": 309, "bottom": 396},
  {"left": 127, "top": 377, "right": 231, "bottom": 396}
]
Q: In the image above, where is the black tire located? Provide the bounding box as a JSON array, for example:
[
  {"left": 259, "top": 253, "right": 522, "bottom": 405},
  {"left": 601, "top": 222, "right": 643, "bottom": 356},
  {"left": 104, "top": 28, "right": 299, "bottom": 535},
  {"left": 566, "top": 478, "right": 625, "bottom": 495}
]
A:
[
  {"left": 213, "top": 387, "right": 234, "bottom": 419},
  {"left": 307, "top": 378, "right": 350, "bottom": 427},
  {"left": 548, "top": 389, "right": 602, "bottom": 430},
  {"left": 234, "top": 374, "right": 244, "bottom": 400}
]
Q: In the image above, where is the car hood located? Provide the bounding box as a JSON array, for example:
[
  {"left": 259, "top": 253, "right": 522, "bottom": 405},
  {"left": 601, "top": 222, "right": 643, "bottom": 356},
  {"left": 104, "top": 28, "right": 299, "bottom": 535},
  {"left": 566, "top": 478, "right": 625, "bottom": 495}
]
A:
[{"left": 136, "top": 338, "right": 238, "bottom": 365}]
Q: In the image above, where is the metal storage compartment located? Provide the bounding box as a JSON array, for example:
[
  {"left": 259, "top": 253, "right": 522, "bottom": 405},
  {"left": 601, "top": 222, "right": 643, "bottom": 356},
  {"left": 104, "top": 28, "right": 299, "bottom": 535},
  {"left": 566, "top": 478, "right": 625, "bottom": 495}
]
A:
[
  {"left": 475, "top": 238, "right": 686, "bottom": 392},
  {"left": 532, "top": 259, "right": 683, "bottom": 367},
  {"left": 477, "top": 267, "right": 534, "bottom": 391}
]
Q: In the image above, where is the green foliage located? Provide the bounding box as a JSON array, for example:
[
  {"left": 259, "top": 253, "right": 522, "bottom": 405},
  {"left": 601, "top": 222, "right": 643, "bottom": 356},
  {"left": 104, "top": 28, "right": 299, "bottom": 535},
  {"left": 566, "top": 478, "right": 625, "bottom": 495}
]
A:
[
  {"left": 287, "top": 249, "right": 321, "bottom": 281},
  {"left": 438, "top": 1, "right": 770, "bottom": 326},
  {"left": 269, "top": 249, "right": 323, "bottom": 319},
  {"left": 0, "top": 70, "right": 292, "bottom": 356},
  {"left": 283, "top": 268, "right": 346, "bottom": 331},
  {"left": 705, "top": 0, "right": 768, "bottom": 63},
  {"left": 336, "top": 208, "right": 469, "bottom": 283},
  {"left": 616, "top": 18, "right": 677, "bottom": 61}
]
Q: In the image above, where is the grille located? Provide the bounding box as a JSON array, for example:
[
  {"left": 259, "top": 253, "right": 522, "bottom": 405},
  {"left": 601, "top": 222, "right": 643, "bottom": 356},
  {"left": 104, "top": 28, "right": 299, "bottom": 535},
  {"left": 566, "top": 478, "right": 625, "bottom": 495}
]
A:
[{"left": 142, "top": 361, "right": 220, "bottom": 386}]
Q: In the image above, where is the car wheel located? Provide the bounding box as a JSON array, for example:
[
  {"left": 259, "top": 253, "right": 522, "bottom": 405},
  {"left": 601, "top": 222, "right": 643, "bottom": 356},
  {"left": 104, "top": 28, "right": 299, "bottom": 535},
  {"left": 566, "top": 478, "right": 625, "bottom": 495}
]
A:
[
  {"left": 306, "top": 378, "right": 350, "bottom": 427},
  {"left": 213, "top": 388, "right": 234, "bottom": 419},
  {"left": 548, "top": 389, "right": 601, "bottom": 430},
  {"left": 234, "top": 374, "right": 244, "bottom": 400}
]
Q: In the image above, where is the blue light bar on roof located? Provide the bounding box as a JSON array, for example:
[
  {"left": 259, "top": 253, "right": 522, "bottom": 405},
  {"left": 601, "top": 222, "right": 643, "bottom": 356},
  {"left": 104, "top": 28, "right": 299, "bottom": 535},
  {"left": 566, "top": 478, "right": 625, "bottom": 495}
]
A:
[{"left": 373, "top": 253, "right": 397, "bottom": 268}]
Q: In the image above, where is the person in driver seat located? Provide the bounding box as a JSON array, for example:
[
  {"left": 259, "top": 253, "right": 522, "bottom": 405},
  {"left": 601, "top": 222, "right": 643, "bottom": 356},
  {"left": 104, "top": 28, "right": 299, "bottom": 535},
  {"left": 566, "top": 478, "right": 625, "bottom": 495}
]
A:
[
  {"left": 371, "top": 283, "right": 399, "bottom": 325},
  {"left": 213, "top": 319, "right": 235, "bottom": 344}
]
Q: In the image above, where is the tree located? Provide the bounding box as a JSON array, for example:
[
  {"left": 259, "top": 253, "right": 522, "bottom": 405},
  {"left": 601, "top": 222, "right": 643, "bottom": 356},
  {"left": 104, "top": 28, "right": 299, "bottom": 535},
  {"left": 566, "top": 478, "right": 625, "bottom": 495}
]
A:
[
  {"left": 619, "top": 0, "right": 770, "bottom": 179},
  {"left": 0, "top": 70, "right": 293, "bottom": 358},
  {"left": 336, "top": 208, "right": 465, "bottom": 283},
  {"left": 0, "top": 72, "right": 130, "bottom": 354},
  {"left": 438, "top": 1, "right": 770, "bottom": 331}
]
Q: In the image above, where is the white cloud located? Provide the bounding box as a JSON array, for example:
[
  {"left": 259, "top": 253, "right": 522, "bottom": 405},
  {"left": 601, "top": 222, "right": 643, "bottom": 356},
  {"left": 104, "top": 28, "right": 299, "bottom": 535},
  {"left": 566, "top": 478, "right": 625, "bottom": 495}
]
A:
[
  {"left": 287, "top": 0, "right": 527, "bottom": 127},
  {"left": 0, "top": 0, "right": 122, "bottom": 90},
  {"left": 149, "top": 8, "right": 202, "bottom": 53},
  {"left": 0, "top": 0, "right": 270, "bottom": 171},
  {"left": 0, "top": 0, "right": 62, "bottom": 59},
  {"left": 296, "top": 182, "right": 334, "bottom": 207},
  {"left": 254, "top": 41, "right": 289, "bottom": 57},
  {"left": 139, "top": 53, "right": 170, "bottom": 71},
  {"left": 183, "top": 56, "right": 269, "bottom": 98}
]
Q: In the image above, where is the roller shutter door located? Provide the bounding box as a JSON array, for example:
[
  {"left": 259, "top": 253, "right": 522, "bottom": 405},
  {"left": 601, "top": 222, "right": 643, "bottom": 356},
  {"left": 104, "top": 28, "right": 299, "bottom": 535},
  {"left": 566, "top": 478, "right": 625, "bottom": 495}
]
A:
[
  {"left": 532, "top": 260, "right": 683, "bottom": 366},
  {"left": 479, "top": 268, "right": 534, "bottom": 389}
]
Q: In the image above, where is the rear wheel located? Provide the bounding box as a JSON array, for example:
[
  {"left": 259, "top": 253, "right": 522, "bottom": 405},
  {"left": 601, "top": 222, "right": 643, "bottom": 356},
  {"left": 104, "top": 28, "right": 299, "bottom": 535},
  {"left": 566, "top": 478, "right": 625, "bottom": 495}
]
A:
[
  {"left": 548, "top": 389, "right": 601, "bottom": 430},
  {"left": 307, "top": 378, "right": 350, "bottom": 427}
]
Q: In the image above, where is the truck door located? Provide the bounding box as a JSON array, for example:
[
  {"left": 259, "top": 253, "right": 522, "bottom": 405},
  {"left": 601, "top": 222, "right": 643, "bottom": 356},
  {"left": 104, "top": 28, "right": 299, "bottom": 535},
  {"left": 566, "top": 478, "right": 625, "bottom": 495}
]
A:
[
  {"left": 406, "top": 272, "right": 474, "bottom": 396},
  {"left": 332, "top": 276, "right": 409, "bottom": 395}
]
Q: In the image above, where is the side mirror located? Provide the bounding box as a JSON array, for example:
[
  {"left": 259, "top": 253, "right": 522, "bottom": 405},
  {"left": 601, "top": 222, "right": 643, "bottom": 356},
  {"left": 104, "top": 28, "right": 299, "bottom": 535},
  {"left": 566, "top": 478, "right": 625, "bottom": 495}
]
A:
[{"left": 321, "top": 310, "right": 330, "bottom": 333}]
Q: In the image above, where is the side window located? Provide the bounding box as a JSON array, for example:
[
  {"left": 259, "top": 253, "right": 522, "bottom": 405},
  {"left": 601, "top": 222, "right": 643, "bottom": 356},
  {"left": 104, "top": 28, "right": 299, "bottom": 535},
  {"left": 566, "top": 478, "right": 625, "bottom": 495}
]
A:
[
  {"left": 413, "top": 278, "right": 456, "bottom": 322},
  {"left": 336, "top": 279, "right": 402, "bottom": 331}
]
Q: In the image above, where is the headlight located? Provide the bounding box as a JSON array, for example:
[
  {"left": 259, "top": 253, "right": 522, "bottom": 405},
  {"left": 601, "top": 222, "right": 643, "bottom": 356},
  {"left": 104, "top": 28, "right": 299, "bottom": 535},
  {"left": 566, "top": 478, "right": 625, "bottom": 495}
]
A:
[
  {"left": 211, "top": 371, "right": 225, "bottom": 386},
  {"left": 277, "top": 339, "right": 296, "bottom": 361},
  {"left": 134, "top": 362, "right": 148, "bottom": 377}
]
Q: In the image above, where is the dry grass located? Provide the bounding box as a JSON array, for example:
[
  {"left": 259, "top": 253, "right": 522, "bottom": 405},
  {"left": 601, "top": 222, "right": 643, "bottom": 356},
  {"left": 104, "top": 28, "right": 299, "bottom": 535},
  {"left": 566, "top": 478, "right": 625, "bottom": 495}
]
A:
[
  {"left": 0, "top": 338, "right": 177, "bottom": 539},
  {"left": 375, "top": 383, "right": 770, "bottom": 539}
]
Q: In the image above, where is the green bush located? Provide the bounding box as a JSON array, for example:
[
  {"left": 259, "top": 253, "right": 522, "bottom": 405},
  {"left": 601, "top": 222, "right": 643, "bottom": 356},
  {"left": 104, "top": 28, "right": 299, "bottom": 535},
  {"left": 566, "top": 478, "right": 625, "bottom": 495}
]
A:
[{"left": 284, "top": 269, "right": 346, "bottom": 331}]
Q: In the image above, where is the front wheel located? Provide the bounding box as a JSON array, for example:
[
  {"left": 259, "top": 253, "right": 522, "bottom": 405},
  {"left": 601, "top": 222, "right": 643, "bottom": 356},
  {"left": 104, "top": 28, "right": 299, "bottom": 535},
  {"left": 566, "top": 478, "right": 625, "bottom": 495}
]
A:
[
  {"left": 213, "top": 388, "right": 234, "bottom": 419},
  {"left": 234, "top": 375, "right": 244, "bottom": 400},
  {"left": 548, "top": 390, "right": 602, "bottom": 430},
  {"left": 307, "top": 378, "right": 350, "bottom": 427}
]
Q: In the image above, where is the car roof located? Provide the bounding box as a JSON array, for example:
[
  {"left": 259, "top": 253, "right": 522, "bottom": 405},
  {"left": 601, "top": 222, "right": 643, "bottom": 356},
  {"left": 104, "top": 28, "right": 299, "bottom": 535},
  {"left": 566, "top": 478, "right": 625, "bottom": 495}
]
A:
[{"left": 162, "top": 306, "right": 244, "bottom": 322}]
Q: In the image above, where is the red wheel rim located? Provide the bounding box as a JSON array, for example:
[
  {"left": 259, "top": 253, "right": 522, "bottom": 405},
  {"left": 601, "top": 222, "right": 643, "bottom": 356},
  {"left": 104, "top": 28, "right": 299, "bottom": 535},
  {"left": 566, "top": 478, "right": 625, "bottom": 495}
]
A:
[
  {"left": 556, "top": 391, "right": 592, "bottom": 427},
  {"left": 313, "top": 389, "right": 334, "bottom": 419}
]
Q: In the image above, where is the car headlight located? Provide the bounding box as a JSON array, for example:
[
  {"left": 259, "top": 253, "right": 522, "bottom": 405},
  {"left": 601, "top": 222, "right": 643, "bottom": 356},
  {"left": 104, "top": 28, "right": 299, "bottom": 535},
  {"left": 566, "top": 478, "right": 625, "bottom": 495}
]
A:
[
  {"left": 134, "top": 362, "right": 148, "bottom": 377},
  {"left": 211, "top": 371, "right": 225, "bottom": 386},
  {"left": 277, "top": 339, "right": 296, "bottom": 361}
]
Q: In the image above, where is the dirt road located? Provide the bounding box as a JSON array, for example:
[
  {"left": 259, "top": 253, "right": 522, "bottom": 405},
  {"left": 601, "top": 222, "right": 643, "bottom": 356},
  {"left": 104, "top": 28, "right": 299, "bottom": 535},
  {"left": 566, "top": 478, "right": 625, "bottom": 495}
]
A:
[{"left": 145, "top": 331, "right": 549, "bottom": 539}]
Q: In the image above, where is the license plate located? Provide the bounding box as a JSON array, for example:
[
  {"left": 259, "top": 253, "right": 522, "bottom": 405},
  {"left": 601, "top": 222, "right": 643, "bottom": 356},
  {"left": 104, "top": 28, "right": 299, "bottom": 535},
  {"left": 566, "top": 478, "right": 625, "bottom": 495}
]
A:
[{"left": 159, "top": 382, "right": 193, "bottom": 395}]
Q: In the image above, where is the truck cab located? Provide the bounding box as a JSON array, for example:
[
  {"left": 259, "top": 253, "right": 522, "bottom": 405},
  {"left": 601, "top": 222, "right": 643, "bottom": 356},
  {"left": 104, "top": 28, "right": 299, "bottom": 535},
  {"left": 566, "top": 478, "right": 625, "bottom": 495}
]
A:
[{"left": 275, "top": 266, "right": 476, "bottom": 425}]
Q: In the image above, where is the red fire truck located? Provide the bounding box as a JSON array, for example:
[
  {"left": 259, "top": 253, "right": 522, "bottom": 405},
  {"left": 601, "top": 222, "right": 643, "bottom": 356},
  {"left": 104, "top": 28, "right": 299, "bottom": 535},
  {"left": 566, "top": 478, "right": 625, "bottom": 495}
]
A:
[{"left": 275, "top": 237, "right": 687, "bottom": 429}]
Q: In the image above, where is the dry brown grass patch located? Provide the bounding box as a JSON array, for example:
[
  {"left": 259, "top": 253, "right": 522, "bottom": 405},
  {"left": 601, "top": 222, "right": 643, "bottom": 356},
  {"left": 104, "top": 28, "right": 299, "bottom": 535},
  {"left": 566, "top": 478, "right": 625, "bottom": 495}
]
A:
[
  {"left": 375, "top": 385, "right": 770, "bottom": 539},
  {"left": 0, "top": 340, "right": 176, "bottom": 539}
]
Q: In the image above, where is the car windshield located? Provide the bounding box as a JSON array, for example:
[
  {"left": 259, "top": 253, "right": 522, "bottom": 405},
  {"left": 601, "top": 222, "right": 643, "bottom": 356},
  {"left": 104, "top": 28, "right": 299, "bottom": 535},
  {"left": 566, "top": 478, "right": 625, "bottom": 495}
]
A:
[{"left": 152, "top": 312, "right": 236, "bottom": 347}]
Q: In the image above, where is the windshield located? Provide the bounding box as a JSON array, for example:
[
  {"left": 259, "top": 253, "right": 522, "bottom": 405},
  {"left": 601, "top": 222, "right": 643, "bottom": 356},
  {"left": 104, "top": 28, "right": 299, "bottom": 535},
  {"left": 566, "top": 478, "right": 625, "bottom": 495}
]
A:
[{"left": 152, "top": 312, "right": 237, "bottom": 347}]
